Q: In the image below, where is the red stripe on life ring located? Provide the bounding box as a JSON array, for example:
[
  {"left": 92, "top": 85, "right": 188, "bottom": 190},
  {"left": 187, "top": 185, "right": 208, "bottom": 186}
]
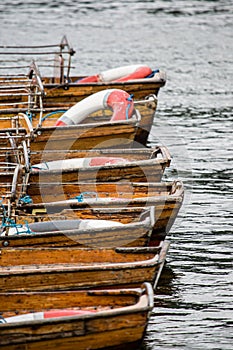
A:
[
  {"left": 114, "top": 66, "right": 152, "bottom": 82},
  {"left": 77, "top": 74, "right": 99, "bottom": 83},
  {"left": 55, "top": 89, "right": 134, "bottom": 126},
  {"left": 107, "top": 90, "right": 134, "bottom": 121},
  {"left": 55, "top": 120, "right": 67, "bottom": 126}
]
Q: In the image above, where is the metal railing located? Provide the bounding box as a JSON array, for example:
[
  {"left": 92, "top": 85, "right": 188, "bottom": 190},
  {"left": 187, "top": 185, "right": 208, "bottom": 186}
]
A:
[{"left": 0, "top": 35, "right": 75, "bottom": 83}]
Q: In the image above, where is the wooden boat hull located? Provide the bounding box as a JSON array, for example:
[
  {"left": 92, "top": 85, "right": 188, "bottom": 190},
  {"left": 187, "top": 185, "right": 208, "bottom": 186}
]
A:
[
  {"left": 27, "top": 146, "right": 171, "bottom": 184},
  {"left": 0, "top": 209, "right": 153, "bottom": 248},
  {"left": 38, "top": 95, "right": 157, "bottom": 146},
  {"left": 33, "top": 120, "right": 140, "bottom": 151},
  {"left": 0, "top": 243, "right": 169, "bottom": 292},
  {"left": 42, "top": 72, "right": 166, "bottom": 103},
  {"left": 0, "top": 147, "right": 170, "bottom": 194},
  {"left": 0, "top": 283, "right": 154, "bottom": 350},
  {"left": 0, "top": 116, "right": 139, "bottom": 149},
  {"left": 16, "top": 180, "right": 184, "bottom": 246},
  {"left": 0, "top": 71, "right": 165, "bottom": 107},
  {"left": 29, "top": 145, "right": 171, "bottom": 164},
  {"left": 0, "top": 94, "right": 157, "bottom": 147}
]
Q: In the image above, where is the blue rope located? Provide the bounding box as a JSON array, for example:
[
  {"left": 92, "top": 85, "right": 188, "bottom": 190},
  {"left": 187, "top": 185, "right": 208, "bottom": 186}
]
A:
[
  {"left": 19, "top": 195, "right": 33, "bottom": 204},
  {"left": 41, "top": 110, "right": 67, "bottom": 122},
  {"left": 71, "top": 191, "right": 98, "bottom": 202},
  {"left": 21, "top": 220, "right": 32, "bottom": 234},
  {"left": 0, "top": 316, "right": 6, "bottom": 324},
  {"left": 0, "top": 198, "right": 7, "bottom": 228},
  {"left": 146, "top": 69, "right": 159, "bottom": 78},
  {"left": 126, "top": 94, "right": 134, "bottom": 120},
  {"left": 1, "top": 217, "right": 32, "bottom": 235},
  {"left": 0, "top": 198, "right": 32, "bottom": 234}
]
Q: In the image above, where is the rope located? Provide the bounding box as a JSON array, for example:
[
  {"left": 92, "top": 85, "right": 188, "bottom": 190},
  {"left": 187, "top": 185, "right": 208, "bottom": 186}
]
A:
[
  {"left": 19, "top": 195, "right": 33, "bottom": 204},
  {"left": 126, "top": 94, "right": 134, "bottom": 120},
  {"left": 0, "top": 316, "right": 6, "bottom": 324},
  {"left": 0, "top": 198, "right": 7, "bottom": 228},
  {"left": 41, "top": 110, "right": 67, "bottom": 122},
  {"left": 72, "top": 191, "right": 98, "bottom": 202},
  {"left": 1, "top": 217, "right": 32, "bottom": 235},
  {"left": 146, "top": 69, "right": 159, "bottom": 78}
]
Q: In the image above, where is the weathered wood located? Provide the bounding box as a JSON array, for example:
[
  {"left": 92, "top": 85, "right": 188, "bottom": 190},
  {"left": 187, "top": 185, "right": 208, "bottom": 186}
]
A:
[
  {"left": 0, "top": 283, "right": 154, "bottom": 350},
  {"left": 15, "top": 180, "right": 183, "bottom": 246},
  {"left": 0, "top": 70, "right": 165, "bottom": 106},
  {"left": 29, "top": 145, "right": 170, "bottom": 164},
  {"left": 0, "top": 209, "right": 153, "bottom": 248},
  {"left": 42, "top": 74, "right": 165, "bottom": 102},
  {"left": 31, "top": 119, "right": 139, "bottom": 151},
  {"left": 0, "top": 147, "right": 171, "bottom": 206},
  {"left": 0, "top": 243, "right": 169, "bottom": 292},
  {"left": 27, "top": 146, "right": 171, "bottom": 185},
  {"left": 0, "top": 94, "right": 157, "bottom": 148},
  {"left": 0, "top": 119, "right": 139, "bottom": 149},
  {"left": 26, "top": 181, "right": 172, "bottom": 201}
]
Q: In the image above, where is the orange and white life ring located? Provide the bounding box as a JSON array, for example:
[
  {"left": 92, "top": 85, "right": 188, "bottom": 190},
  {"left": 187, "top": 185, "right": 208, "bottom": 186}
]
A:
[
  {"left": 55, "top": 89, "right": 134, "bottom": 126},
  {"left": 77, "top": 64, "right": 153, "bottom": 83}
]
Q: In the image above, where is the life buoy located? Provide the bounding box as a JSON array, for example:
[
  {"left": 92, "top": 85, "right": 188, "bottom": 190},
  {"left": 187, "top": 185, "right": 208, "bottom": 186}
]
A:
[
  {"left": 55, "top": 89, "right": 134, "bottom": 126},
  {"left": 77, "top": 64, "right": 153, "bottom": 83},
  {"left": 3, "top": 309, "right": 96, "bottom": 323},
  {"left": 31, "top": 156, "right": 128, "bottom": 171}
]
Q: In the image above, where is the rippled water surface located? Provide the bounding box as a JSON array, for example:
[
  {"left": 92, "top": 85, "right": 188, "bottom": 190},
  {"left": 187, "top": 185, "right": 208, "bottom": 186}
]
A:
[{"left": 0, "top": 1, "right": 232, "bottom": 349}]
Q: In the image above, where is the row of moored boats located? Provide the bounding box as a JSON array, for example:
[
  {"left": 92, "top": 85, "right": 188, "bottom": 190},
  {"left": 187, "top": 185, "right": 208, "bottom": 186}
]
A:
[{"left": 0, "top": 36, "right": 184, "bottom": 349}]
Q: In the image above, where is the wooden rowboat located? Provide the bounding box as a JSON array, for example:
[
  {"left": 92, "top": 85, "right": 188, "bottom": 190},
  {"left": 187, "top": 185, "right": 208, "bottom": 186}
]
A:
[
  {"left": 0, "top": 147, "right": 171, "bottom": 204},
  {"left": 24, "top": 178, "right": 181, "bottom": 204},
  {"left": 0, "top": 242, "right": 169, "bottom": 292},
  {"left": 0, "top": 115, "right": 140, "bottom": 151},
  {"left": 26, "top": 146, "right": 171, "bottom": 185},
  {"left": 0, "top": 283, "right": 154, "bottom": 350},
  {"left": 16, "top": 180, "right": 183, "bottom": 245},
  {"left": 0, "top": 38, "right": 166, "bottom": 108},
  {"left": 0, "top": 93, "right": 157, "bottom": 148},
  {"left": 0, "top": 207, "right": 154, "bottom": 248},
  {"left": 0, "top": 69, "right": 165, "bottom": 106},
  {"left": 41, "top": 71, "right": 166, "bottom": 105}
]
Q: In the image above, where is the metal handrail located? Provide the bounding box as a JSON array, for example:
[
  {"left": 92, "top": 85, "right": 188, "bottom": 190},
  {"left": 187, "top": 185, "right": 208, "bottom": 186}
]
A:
[
  {"left": 17, "top": 113, "right": 34, "bottom": 138},
  {"left": 6, "top": 132, "right": 20, "bottom": 164},
  {"left": 0, "top": 35, "right": 76, "bottom": 82},
  {"left": 10, "top": 164, "right": 22, "bottom": 202},
  {"left": 21, "top": 140, "right": 30, "bottom": 173}
]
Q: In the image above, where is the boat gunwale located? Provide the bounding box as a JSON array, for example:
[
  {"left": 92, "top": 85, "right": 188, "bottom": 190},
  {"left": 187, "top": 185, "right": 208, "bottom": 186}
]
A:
[
  {"left": 0, "top": 244, "right": 167, "bottom": 274},
  {"left": 21, "top": 180, "right": 184, "bottom": 210},
  {"left": 0, "top": 282, "right": 153, "bottom": 333}
]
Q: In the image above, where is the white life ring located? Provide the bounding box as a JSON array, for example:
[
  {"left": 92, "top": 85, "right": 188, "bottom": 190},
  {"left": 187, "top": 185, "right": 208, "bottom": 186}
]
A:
[
  {"left": 77, "top": 64, "right": 153, "bottom": 83},
  {"left": 31, "top": 156, "right": 128, "bottom": 172},
  {"left": 55, "top": 89, "right": 134, "bottom": 126}
]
